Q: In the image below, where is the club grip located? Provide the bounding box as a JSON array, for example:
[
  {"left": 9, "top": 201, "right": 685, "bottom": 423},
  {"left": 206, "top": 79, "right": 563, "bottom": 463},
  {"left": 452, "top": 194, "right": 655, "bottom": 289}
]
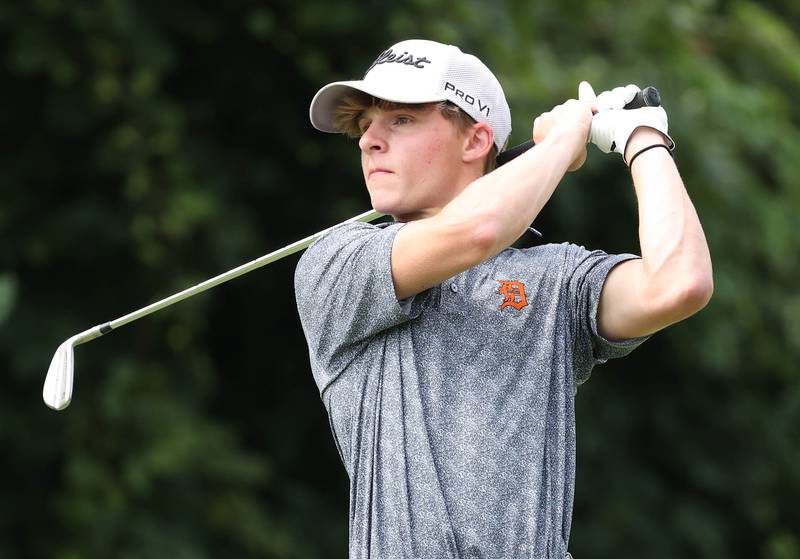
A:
[
  {"left": 496, "top": 86, "right": 662, "bottom": 166},
  {"left": 624, "top": 86, "right": 661, "bottom": 110}
]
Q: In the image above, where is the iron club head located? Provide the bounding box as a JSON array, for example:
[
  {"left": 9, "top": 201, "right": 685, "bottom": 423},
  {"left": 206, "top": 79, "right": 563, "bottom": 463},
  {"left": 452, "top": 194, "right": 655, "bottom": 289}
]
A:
[
  {"left": 42, "top": 325, "right": 106, "bottom": 411},
  {"left": 41, "top": 209, "right": 382, "bottom": 411},
  {"left": 42, "top": 336, "right": 77, "bottom": 411}
]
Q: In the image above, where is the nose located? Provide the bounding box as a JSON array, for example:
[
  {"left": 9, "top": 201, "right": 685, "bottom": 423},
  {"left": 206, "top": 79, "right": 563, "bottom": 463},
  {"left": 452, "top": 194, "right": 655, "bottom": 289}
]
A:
[{"left": 358, "top": 121, "right": 388, "bottom": 153}]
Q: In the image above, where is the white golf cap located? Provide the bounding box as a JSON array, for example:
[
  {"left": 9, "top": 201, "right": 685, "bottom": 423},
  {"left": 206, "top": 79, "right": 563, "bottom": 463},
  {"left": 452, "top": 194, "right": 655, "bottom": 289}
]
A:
[{"left": 309, "top": 39, "right": 512, "bottom": 152}]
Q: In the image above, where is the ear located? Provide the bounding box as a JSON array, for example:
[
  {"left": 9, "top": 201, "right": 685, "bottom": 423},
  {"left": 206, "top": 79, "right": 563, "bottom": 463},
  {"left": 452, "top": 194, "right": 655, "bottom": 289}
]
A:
[{"left": 461, "top": 122, "right": 494, "bottom": 165}]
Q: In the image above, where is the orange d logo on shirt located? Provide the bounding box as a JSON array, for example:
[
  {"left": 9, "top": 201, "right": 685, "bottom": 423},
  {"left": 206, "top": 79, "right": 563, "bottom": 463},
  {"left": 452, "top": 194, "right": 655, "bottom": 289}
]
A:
[{"left": 497, "top": 280, "right": 528, "bottom": 310}]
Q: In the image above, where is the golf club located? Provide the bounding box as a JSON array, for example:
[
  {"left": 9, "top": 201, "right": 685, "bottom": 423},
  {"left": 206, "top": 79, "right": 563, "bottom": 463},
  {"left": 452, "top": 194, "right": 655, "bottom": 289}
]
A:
[{"left": 43, "top": 208, "right": 383, "bottom": 410}]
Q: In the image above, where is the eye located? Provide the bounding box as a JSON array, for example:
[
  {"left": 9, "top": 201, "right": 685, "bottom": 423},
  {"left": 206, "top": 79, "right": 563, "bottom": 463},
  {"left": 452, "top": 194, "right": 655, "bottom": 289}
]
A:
[
  {"left": 394, "top": 115, "right": 412, "bottom": 126},
  {"left": 357, "top": 119, "right": 371, "bottom": 135}
]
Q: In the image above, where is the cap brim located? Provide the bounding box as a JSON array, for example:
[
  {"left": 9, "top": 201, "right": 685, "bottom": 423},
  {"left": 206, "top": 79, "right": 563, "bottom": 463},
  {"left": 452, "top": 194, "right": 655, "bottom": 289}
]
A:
[{"left": 309, "top": 80, "right": 448, "bottom": 133}]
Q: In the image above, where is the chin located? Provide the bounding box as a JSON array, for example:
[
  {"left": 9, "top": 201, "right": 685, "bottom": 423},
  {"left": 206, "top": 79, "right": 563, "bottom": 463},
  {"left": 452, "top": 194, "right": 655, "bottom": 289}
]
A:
[
  {"left": 368, "top": 192, "right": 403, "bottom": 216},
  {"left": 371, "top": 203, "right": 403, "bottom": 218}
]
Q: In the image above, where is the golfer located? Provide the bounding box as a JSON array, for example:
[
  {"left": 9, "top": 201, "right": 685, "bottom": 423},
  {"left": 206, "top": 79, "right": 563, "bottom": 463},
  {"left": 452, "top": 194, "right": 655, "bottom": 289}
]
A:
[{"left": 295, "top": 39, "right": 712, "bottom": 559}]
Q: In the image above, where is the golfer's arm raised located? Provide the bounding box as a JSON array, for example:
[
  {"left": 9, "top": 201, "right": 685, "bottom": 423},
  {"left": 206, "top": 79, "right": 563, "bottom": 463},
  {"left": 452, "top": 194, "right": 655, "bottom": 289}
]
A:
[
  {"left": 596, "top": 128, "right": 713, "bottom": 340},
  {"left": 391, "top": 99, "right": 591, "bottom": 301}
]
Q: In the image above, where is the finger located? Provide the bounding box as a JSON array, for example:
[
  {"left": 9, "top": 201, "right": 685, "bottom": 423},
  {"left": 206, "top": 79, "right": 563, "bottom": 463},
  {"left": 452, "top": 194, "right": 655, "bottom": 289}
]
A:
[
  {"left": 623, "top": 84, "right": 640, "bottom": 104},
  {"left": 597, "top": 86, "right": 632, "bottom": 111},
  {"left": 532, "top": 116, "right": 542, "bottom": 141},
  {"left": 578, "top": 81, "right": 596, "bottom": 101},
  {"left": 578, "top": 81, "right": 597, "bottom": 111},
  {"left": 595, "top": 90, "right": 617, "bottom": 111},
  {"left": 567, "top": 148, "right": 587, "bottom": 172}
]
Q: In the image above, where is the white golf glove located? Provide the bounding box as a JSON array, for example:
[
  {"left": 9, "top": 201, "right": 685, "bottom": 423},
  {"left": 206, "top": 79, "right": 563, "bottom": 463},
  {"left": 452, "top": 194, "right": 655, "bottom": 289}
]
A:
[{"left": 578, "top": 81, "right": 674, "bottom": 160}]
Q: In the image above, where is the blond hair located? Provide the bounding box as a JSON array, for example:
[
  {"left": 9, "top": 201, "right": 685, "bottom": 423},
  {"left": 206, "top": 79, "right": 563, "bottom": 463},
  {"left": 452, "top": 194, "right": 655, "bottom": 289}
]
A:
[{"left": 333, "top": 91, "right": 497, "bottom": 174}]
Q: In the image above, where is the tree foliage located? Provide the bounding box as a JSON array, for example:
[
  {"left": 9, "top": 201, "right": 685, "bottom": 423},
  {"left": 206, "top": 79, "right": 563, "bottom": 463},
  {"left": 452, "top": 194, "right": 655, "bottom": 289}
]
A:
[{"left": 1, "top": 0, "right": 797, "bottom": 557}]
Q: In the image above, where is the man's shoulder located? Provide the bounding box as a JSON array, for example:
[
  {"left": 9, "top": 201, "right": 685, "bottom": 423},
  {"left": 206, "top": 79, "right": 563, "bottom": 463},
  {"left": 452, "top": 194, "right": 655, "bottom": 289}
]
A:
[
  {"left": 305, "top": 220, "right": 396, "bottom": 254},
  {"left": 294, "top": 219, "right": 403, "bottom": 296},
  {"left": 297, "top": 221, "right": 396, "bottom": 268}
]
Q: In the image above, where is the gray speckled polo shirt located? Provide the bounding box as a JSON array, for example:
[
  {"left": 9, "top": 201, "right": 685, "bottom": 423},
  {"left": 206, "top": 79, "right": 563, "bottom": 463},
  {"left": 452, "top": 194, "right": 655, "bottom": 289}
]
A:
[{"left": 294, "top": 221, "right": 647, "bottom": 559}]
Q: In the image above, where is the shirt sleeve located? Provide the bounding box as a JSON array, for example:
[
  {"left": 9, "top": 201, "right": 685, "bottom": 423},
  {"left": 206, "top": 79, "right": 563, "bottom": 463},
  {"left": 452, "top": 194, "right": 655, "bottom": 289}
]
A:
[
  {"left": 294, "top": 221, "right": 426, "bottom": 394},
  {"left": 565, "top": 245, "right": 650, "bottom": 385}
]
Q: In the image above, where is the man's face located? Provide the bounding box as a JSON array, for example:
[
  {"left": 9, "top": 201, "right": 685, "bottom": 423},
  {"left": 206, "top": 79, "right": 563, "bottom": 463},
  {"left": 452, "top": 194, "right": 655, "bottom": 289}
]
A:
[{"left": 357, "top": 104, "right": 467, "bottom": 222}]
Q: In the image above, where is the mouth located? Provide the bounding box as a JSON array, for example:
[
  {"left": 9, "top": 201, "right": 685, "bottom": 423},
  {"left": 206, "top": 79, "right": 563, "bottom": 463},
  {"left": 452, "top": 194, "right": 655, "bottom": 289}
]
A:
[{"left": 368, "top": 168, "right": 393, "bottom": 179}]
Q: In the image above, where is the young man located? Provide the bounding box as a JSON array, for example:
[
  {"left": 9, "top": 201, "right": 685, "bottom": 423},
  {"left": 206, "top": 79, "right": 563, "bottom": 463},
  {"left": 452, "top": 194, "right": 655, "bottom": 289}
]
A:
[{"left": 295, "top": 39, "right": 712, "bottom": 559}]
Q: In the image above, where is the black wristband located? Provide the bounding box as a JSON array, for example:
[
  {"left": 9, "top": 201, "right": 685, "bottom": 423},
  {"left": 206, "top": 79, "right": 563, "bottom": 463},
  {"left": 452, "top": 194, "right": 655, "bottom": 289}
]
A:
[{"left": 627, "top": 143, "right": 673, "bottom": 168}]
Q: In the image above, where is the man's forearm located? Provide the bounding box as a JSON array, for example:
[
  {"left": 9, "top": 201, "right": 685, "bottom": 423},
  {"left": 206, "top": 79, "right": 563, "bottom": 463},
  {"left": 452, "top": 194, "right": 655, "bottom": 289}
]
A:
[
  {"left": 627, "top": 128, "right": 713, "bottom": 309},
  {"left": 439, "top": 126, "right": 583, "bottom": 256}
]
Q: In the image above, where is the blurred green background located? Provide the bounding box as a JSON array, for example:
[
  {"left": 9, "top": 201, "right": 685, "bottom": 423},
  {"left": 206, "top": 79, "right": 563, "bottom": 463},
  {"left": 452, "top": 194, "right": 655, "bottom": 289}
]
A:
[{"left": 1, "top": 0, "right": 798, "bottom": 557}]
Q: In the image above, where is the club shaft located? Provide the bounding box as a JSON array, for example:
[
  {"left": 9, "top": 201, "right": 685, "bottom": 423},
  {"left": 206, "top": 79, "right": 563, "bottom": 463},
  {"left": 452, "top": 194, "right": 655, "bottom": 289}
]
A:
[{"left": 98, "top": 209, "right": 383, "bottom": 335}]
